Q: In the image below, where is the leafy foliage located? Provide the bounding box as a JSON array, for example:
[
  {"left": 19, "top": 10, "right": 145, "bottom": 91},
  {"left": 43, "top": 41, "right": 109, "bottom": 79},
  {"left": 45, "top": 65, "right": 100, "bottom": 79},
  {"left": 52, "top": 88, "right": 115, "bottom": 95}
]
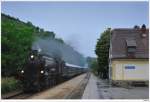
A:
[
  {"left": 55, "top": 38, "right": 64, "bottom": 43},
  {"left": 90, "top": 60, "right": 99, "bottom": 74},
  {"left": 86, "top": 56, "right": 96, "bottom": 67},
  {"left": 1, "top": 14, "right": 35, "bottom": 76},
  {"left": 1, "top": 13, "right": 58, "bottom": 77},
  {"left": 95, "top": 28, "right": 111, "bottom": 79},
  {"left": 1, "top": 77, "right": 22, "bottom": 94},
  {"left": 38, "top": 30, "right": 55, "bottom": 39},
  {"left": 86, "top": 57, "right": 99, "bottom": 75}
]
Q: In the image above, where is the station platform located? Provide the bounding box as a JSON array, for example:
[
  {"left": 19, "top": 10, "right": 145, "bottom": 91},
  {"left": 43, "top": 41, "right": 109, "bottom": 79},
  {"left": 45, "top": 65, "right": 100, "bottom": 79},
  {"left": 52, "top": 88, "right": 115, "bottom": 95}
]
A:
[
  {"left": 82, "top": 73, "right": 149, "bottom": 99},
  {"left": 82, "top": 73, "right": 100, "bottom": 99}
]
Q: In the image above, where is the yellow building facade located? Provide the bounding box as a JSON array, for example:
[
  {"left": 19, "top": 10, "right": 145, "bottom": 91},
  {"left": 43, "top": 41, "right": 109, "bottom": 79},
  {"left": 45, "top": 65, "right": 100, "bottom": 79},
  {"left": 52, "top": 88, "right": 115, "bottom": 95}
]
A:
[{"left": 111, "top": 59, "right": 149, "bottom": 81}]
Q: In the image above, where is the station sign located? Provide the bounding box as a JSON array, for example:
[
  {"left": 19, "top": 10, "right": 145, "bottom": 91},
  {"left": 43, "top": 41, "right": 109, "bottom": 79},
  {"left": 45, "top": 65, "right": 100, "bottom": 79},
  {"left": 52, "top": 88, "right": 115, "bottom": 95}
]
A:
[{"left": 124, "top": 65, "right": 136, "bottom": 69}]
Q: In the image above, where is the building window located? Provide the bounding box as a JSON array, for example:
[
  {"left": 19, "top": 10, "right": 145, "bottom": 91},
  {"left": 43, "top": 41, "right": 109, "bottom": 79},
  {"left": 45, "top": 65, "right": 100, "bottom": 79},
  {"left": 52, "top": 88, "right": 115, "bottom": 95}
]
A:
[
  {"left": 126, "top": 39, "right": 137, "bottom": 57},
  {"left": 127, "top": 47, "right": 136, "bottom": 53}
]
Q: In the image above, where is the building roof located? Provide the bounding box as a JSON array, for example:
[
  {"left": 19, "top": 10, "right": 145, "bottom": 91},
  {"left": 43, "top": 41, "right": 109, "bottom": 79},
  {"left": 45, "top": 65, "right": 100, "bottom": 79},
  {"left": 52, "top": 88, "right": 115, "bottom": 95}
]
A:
[
  {"left": 126, "top": 39, "right": 137, "bottom": 47},
  {"left": 110, "top": 28, "right": 149, "bottom": 59}
]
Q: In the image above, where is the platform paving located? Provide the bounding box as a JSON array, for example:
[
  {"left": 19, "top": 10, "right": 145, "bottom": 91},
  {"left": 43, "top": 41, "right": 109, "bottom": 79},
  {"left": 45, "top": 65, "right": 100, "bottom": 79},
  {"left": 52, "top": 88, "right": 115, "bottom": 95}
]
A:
[
  {"left": 82, "top": 73, "right": 149, "bottom": 99},
  {"left": 82, "top": 73, "right": 99, "bottom": 99}
]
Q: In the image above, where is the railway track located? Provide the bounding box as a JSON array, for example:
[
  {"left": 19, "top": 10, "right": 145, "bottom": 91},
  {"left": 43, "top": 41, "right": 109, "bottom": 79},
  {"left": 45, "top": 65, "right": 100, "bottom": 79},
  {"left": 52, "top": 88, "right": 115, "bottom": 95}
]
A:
[
  {"left": 9, "top": 93, "right": 34, "bottom": 99},
  {"left": 2, "top": 91, "right": 22, "bottom": 99},
  {"left": 2, "top": 73, "right": 89, "bottom": 99},
  {"left": 2, "top": 91, "right": 34, "bottom": 99},
  {"left": 2, "top": 76, "right": 75, "bottom": 99}
]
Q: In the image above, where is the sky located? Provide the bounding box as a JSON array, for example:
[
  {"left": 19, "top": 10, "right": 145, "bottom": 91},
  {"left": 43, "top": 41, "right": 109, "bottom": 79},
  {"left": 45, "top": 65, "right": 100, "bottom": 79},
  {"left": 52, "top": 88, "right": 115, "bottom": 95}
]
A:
[{"left": 1, "top": 1, "right": 149, "bottom": 57}]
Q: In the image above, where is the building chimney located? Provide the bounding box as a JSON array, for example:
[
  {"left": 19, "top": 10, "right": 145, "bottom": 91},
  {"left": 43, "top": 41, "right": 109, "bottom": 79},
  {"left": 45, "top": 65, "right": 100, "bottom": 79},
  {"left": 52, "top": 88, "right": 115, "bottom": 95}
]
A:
[
  {"left": 141, "top": 24, "right": 146, "bottom": 33},
  {"left": 141, "top": 24, "right": 147, "bottom": 38},
  {"left": 134, "top": 25, "right": 140, "bottom": 30}
]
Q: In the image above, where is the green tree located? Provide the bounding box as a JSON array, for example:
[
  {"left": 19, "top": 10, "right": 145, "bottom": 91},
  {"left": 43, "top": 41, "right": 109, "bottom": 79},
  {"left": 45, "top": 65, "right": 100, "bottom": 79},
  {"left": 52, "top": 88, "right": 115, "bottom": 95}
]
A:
[
  {"left": 55, "top": 38, "right": 64, "bottom": 43},
  {"left": 26, "top": 21, "right": 33, "bottom": 26},
  {"left": 36, "top": 26, "right": 39, "bottom": 32},
  {"left": 90, "top": 59, "right": 99, "bottom": 75},
  {"left": 39, "top": 28, "right": 44, "bottom": 33},
  {"left": 95, "top": 28, "right": 111, "bottom": 79},
  {"left": 1, "top": 14, "right": 35, "bottom": 77},
  {"left": 44, "top": 31, "right": 55, "bottom": 38},
  {"left": 86, "top": 56, "right": 97, "bottom": 68}
]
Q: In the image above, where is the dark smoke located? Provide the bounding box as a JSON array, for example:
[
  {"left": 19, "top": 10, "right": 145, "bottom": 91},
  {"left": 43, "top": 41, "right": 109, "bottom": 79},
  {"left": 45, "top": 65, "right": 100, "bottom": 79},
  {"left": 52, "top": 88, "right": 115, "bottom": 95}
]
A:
[{"left": 32, "top": 37, "right": 85, "bottom": 66}]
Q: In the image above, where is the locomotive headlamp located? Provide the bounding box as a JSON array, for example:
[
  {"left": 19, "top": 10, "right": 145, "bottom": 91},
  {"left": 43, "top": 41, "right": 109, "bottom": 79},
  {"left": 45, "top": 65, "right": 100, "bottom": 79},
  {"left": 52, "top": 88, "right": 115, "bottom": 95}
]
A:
[
  {"left": 31, "top": 55, "right": 34, "bottom": 59},
  {"left": 21, "top": 70, "right": 24, "bottom": 74},
  {"left": 40, "top": 70, "right": 44, "bottom": 74}
]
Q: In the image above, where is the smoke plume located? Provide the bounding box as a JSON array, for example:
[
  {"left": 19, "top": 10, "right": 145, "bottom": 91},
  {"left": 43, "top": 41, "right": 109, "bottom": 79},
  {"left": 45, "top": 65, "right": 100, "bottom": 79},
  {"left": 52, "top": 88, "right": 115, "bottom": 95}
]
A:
[{"left": 32, "top": 37, "right": 85, "bottom": 66}]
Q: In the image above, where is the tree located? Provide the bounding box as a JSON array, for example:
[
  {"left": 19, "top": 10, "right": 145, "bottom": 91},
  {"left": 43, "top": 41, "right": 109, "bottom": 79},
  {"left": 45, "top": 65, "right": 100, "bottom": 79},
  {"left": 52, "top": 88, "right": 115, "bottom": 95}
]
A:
[
  {"left": 95, "top": 28, "right": 111, "bottom": 79},
  {"left": 44, "top": 31, "right": 55, "bottom": 38},
  {"left": 55, "top": 38, "right": 64, "bottom": 43},
  {"left": 26, "top": 21, "right": 33, "bottom": 26},
  {"left": 1, "top": 14, "right": 35, "bottom": 77},
  {"left": 86, "top": 56, "right": 97, "bottom": 68},
  {"left": 90, "top": 60, "right": 99, "bottom": 75},
  {"left": 36, "top": 26, "right": 40, "bottom": 32},
  {"left": 39, "top": 28, "right": 44, "bottom": 33}
]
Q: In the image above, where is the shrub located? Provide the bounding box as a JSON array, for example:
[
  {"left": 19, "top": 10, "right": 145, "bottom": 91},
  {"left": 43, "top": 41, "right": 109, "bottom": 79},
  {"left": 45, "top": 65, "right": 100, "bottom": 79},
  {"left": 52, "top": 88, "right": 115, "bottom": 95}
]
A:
[{"left": 1, "top": 77, "right": 22, "bottom": 94}]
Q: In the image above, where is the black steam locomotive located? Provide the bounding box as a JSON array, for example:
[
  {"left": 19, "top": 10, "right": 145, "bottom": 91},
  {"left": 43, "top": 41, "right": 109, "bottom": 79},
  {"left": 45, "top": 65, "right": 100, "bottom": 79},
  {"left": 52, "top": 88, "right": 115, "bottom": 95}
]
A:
[{"left": 20, "top": 50, "right": 86, "bottom": 92}]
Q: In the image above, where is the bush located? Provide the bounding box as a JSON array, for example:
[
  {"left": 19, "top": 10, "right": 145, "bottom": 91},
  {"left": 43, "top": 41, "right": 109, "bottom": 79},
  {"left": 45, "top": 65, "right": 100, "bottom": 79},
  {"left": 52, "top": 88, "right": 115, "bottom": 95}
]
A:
[{"left": 1, "top": 77, "right": 22, "bottom": 94}]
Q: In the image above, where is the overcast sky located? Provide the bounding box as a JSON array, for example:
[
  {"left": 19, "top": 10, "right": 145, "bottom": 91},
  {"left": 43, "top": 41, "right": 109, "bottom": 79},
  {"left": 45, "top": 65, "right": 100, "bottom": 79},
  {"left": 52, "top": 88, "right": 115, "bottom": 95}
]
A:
[{"left": 1, "top": 1, "right": 149, "bottom": 57}]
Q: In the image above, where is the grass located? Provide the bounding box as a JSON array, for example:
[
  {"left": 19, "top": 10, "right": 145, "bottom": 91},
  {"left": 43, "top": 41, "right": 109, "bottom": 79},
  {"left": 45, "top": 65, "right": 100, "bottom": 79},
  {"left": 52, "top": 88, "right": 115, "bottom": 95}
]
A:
[{"left": 1, "top": 77, "right": 22, "bottom": 94}]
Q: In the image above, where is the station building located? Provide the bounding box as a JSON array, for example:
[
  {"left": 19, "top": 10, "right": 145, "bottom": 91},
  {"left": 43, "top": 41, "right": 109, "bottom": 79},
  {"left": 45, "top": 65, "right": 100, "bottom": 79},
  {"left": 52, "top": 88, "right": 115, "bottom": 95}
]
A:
[{"left": 109, "top": 25, "right": 149, "bottom": 86}]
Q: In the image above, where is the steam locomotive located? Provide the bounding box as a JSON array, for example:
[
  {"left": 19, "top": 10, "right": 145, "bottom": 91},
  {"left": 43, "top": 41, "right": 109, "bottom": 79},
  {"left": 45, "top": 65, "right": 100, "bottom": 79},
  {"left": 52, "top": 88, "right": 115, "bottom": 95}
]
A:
[{"left": 20, "top": 50, "right": 87, "bottom": 92}]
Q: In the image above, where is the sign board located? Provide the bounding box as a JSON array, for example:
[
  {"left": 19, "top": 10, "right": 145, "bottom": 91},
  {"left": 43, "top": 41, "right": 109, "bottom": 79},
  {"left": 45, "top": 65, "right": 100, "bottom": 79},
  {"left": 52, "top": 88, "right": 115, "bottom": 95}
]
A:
[{"left": 125, "top": 65, "right": 135, "bottom": 69}]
